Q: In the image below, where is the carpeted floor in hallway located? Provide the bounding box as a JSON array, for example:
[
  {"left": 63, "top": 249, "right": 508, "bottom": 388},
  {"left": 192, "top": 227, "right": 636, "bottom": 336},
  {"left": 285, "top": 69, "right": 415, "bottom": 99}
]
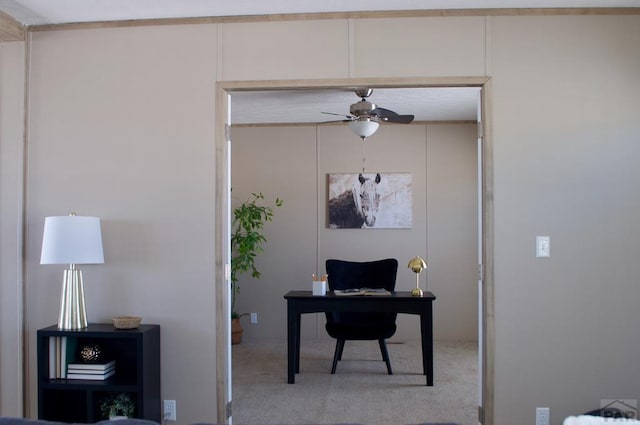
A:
[{"left": 232, "top": 339, "right": 477, "bottom": 425}]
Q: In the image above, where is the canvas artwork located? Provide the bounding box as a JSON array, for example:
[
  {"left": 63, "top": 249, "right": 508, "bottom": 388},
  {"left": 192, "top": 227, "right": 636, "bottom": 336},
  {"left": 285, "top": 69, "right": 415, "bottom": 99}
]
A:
[{"left": 328, "top": 173, "right": 412, "bottom": 229}]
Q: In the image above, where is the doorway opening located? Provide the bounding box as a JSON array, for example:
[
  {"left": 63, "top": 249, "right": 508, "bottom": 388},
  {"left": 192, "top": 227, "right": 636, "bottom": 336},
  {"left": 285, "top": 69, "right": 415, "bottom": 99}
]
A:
[{"left": 214, "top": 77, "right": 493, "bottom": 425}]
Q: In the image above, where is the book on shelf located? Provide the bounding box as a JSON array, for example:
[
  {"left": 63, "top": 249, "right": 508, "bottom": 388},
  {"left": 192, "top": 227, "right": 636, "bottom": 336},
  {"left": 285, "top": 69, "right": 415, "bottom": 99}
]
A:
[
  {"left": 333, "top": 288, "right": 392, "bottom": 296},
  {"left": 48, "top": 335, "right": 79, "bottom": 379},
  {"left": 66, "top": 368, "right": 116, "bottom": 380},
  {"left": 49, "top": 336, "right": 65, "bottom": 379},
  {"left": 59, "top": 336, "right": 78, "bottom": 378},
  {"left": 55, "top": 337, "right": 62, "bottom": 378},
  {"left": 48, "top": 337, "right": 57, "bottom": 379},
  {"left": 67, "top": 365, "right": 115, "bottom": 375},
  {"left": 60, "top": 337, "right": 67, "bottom": 378},
  {"left": 67, "top": 360, "right": 115, "bottom": 371}
]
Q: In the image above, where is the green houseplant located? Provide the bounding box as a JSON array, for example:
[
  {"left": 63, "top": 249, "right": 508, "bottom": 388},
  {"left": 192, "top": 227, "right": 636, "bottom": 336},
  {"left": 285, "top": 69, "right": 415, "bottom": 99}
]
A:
[
  {"left": 99, "top": 392, "right": 135, "bottom": 419},
  {"left": 231, "top": 192, "right": 283, "bottom": 344}
]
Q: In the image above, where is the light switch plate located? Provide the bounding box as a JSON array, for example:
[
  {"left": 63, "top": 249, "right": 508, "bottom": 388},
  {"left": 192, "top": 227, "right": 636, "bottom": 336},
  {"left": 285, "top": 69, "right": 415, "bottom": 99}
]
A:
[{"left": 536, "top": 236, "right": 550, "bottom": 257}]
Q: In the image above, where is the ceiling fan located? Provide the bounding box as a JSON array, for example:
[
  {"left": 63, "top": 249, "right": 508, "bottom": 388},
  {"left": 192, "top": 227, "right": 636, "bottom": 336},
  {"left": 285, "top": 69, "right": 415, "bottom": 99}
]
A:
[{"left": 322, "top": 88, "right": 415, "bottom": 139}]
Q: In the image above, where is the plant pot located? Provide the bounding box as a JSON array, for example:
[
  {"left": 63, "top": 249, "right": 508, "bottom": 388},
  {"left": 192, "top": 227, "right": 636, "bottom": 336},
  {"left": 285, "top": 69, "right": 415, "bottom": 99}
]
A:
[
  {"left": 100, "top": 393, "right": 135, "bottom": 420},
  {"left": 231, "top": 317, "right": 244, "bottom": 345}
]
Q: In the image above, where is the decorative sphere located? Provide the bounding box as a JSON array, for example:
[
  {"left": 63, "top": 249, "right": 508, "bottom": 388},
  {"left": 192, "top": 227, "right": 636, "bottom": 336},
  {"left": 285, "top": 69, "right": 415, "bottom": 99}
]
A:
[
  {"left": 80, "top": 343, "right": 103, "bottom": 363},
  {"left": 408, "top": 256, "right": 427, "bottom": 273}
]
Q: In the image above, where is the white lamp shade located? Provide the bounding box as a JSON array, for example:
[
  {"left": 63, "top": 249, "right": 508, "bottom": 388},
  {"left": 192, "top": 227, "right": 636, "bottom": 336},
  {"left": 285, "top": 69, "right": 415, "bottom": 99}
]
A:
[
  {"left": 40, "top": 216, "right": 104, "bottom": 265},
  {"left": 349, "top": 119, "right": 380, "bottom": 138}
]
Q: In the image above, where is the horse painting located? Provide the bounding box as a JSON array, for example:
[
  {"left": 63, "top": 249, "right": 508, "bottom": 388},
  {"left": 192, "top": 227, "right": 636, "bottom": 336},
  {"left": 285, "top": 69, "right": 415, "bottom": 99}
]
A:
[{"left": 329, "top": 173, "right": 381, "bottom": 228}]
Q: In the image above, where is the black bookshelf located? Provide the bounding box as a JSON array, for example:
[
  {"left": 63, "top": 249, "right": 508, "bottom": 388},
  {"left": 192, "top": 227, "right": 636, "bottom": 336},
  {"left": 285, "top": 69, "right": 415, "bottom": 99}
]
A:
[{"left": 37, "top": 323, "right": 160, "bottom": 423}]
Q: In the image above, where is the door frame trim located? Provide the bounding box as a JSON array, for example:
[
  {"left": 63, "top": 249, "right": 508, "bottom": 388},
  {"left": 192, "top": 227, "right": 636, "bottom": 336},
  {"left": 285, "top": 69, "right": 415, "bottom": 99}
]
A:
[{"left": 214, "top": 76, "right": 494, "bottom": 425}]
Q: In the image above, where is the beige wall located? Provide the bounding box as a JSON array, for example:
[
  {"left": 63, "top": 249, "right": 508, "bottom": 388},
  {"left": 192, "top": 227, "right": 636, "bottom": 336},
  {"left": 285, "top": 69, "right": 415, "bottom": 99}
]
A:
[
  {"left": 0, "top": 11, "right": 639, "bottom": 425},
  {"left": 230, "top": 126, "right": 319, "bottom": 341},
  {"left": 352, "top": 17, "right": 487, "bottom": 77},
  {"left": 231, "top": 123, "right": 478, "bottom": 343},
  {"left": 491, "top": 15, "right": 640, "bottom": 424},
  {"left": 0, "top": 40, "right": 25, "bottom": 416},
  {"left": 24, "top": 25, "right": 220, "bottom": 423}
]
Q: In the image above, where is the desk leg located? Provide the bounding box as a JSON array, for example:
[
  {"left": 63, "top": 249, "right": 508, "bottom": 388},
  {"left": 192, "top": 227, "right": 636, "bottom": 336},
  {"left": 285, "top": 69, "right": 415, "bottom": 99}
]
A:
[
  {"left": 295, "top": 314, "right": 301, "bottom": 373},
  {"left": 287, "top": 302, "right": 297, "bottom": 384},
  {"left": 420, "top": 303, "right": 434, "bottom": 386}
]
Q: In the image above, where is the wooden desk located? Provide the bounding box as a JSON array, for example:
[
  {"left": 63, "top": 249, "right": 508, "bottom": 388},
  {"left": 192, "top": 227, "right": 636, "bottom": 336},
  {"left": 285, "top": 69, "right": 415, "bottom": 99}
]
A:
[{"left": 283, "top": 290, "right": 436, "bottom": 386}]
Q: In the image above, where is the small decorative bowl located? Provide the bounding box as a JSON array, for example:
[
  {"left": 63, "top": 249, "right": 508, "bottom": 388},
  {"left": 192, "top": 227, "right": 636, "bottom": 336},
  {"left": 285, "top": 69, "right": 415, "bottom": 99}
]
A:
[{"left": 112, "top": 316, "right": 142, "bottom": 329}]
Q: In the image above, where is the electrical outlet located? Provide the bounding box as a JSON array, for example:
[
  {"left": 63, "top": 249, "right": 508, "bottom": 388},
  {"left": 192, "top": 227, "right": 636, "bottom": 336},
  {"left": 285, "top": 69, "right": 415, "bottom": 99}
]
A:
[
  {"left": 163, "top": 400, "right": 176, "bottom": 421},
  {"left": 250, "top": 312, "right": 258, "bottom": 324},
  {"left": 536, "top": 407, "right": 549, "bottom": 425}
]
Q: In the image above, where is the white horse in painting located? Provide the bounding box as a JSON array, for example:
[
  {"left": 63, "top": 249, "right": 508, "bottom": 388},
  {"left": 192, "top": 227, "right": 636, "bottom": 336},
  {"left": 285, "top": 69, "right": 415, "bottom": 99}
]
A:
[{"left": 328, "top": 173, "right": 381, "bottom": 228}]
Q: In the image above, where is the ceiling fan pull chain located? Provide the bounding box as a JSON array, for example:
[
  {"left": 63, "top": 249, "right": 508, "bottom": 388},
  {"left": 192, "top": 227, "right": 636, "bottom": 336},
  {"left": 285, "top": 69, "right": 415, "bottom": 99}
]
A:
[{"left": 361, "top": 140, "right": 366, "bottom": 174}]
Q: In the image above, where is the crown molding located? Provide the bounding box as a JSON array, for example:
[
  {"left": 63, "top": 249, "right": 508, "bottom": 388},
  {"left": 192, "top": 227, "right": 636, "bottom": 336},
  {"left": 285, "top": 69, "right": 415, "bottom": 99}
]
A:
[
  {"left": 26, "top": 7, "right": 640, "bottom": 33},
  {"left": 0, "top": 10, "right": 25, "bottom": 41}
]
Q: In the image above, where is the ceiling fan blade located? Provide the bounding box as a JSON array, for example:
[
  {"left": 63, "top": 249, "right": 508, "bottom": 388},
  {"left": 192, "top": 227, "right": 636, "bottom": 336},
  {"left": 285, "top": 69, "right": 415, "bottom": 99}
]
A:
[
  {"left": 318, "top": 119, "right": 352, "bottom": 124},
  {"left": 372, "top": 107, "right": 415, "bottom": 124},
  {"left": 387, "top": 114, "right": 415, "bottom": 124},
  {"left": 322, "top": 111, "right": 354, "bottom": 120}
]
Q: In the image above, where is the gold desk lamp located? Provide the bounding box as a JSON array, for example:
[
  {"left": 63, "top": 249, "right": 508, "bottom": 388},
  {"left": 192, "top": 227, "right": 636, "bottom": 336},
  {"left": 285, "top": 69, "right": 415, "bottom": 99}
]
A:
[{"left": 408, "top": 256, "right": 427, "bottom": 297}]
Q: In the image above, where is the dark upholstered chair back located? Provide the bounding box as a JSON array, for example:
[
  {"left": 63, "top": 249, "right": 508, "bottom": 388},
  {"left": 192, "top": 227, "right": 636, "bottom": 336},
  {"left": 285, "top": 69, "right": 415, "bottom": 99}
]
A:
[
  {"left": 323, "top": 258, "right": 399, "bottom": 374},
  {"left": 325, "top": 258, "right": 398, "bottom": 292},
  {"left": 325, "top": 258, "right": 398, "bottom": 337}
]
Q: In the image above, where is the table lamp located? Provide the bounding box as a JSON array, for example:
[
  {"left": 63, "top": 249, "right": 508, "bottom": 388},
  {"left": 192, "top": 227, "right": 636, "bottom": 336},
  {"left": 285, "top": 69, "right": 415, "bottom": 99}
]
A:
[
  {"left": 40, "top": 213, "right": 104, "bottom": 330},
  {"left": 408, "top": 256, "right": 427, "bottom": 297}
]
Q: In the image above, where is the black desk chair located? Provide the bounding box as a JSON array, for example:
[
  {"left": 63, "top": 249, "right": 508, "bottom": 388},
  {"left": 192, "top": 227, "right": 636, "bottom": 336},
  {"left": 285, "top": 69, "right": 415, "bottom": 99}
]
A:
[{"left": 324, "top": 258, "right": 398, "bottom": 375}]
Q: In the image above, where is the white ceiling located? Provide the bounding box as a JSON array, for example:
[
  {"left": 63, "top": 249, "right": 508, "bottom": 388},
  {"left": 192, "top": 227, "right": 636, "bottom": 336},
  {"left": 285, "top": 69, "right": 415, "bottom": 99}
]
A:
[
  {"left": 1, "top": 0, "right": 637, "bottom": 125},
  {"left": 231, "top": 87, "right": 481, "bottom": 125},
  {"left": 1, "top": 0, "right": 639, "bottom": 26}
]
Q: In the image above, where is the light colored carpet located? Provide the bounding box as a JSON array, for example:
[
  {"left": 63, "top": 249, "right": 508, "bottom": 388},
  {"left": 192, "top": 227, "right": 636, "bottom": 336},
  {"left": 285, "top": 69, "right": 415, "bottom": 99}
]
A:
[{"left": 232, "top": 339, "right": 477, "bottom": 425}]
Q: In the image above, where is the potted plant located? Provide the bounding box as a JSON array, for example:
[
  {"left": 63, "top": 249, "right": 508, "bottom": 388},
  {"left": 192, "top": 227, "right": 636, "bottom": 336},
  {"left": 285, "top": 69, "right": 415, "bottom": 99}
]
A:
[
  {"left": 99, "top": 392, "right": 135, "bottom": 420},
  {"left": 231, "top": 192, "right": 283, "bottom": 344}
]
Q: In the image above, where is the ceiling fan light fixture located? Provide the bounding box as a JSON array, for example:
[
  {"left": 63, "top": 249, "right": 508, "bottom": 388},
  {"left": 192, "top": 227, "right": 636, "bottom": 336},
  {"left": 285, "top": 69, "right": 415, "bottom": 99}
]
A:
[{"left": 349, "top": 118, "right": 380, "bottom": 139}]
